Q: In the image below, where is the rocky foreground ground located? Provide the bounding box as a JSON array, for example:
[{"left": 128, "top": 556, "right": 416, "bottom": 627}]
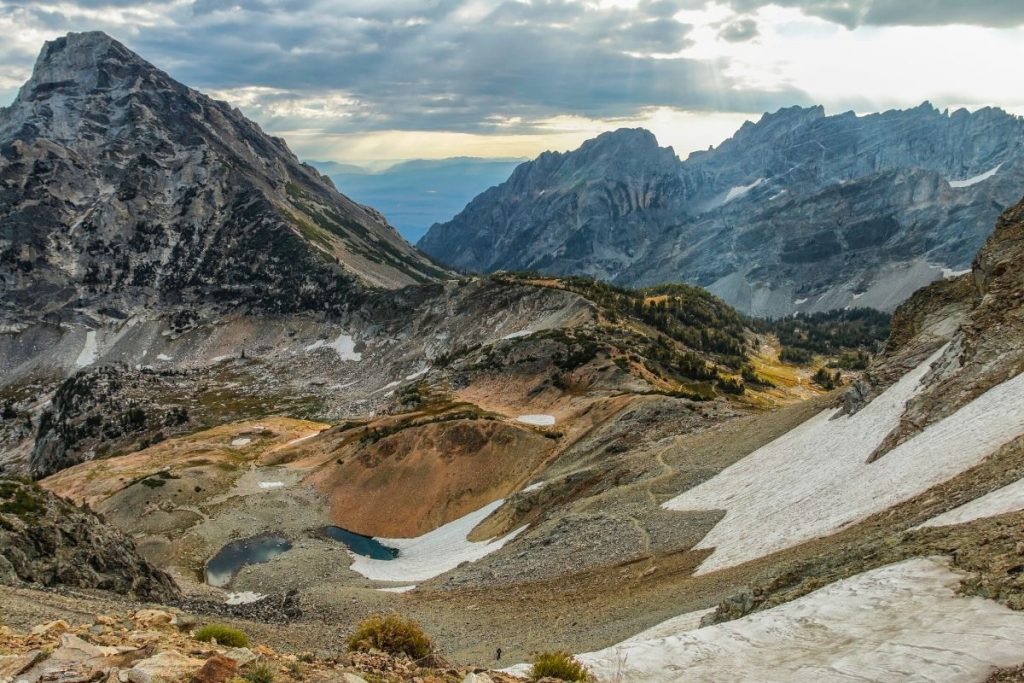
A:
[{"left": 0, "top": 608, "right": 527, "bottom": 683}]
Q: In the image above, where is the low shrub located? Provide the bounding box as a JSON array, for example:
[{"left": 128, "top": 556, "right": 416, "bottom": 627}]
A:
[
  {"left": 194, "top": 624, "right": 249, "bottom": 647},
  {"left": 242, "top": 664, "right": 274, "bottom": 683},
  {"left": 346, "top": 614, "right": 433, "bottom": 659},
  {"left": 530, "top": 651, "right": 590, "bottom": 681}
]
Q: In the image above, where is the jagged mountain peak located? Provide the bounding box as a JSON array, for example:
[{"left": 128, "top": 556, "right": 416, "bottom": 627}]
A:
[
  {"left": 748, "top": 104, "right": 826, "bottom": 131},
  {"left": 16, "top": 32, "right": 157, "bottom": 105},
  {"left": 0, "top": 33, "right": 447, "bottom": 324},
  {"left": 582, "top": 127, "right": 662, "bottom": 152}
]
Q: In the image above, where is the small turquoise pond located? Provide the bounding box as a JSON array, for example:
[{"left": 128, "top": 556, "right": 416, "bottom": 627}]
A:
[
  {"left": 205, "top": 534, "right": 293, "bottom": 587},
  {"left": 321, "top": 526, "right": 399, "bottom": 560}
]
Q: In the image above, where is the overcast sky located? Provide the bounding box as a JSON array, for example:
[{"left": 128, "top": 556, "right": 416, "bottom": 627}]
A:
[{"left": 2, "top": 0, "right": 1024, "bottom": 164}]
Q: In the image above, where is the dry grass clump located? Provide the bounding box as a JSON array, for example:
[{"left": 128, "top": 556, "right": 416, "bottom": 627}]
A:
[{"left": 346, "top": 614, "right": 434, "bottom": 659}]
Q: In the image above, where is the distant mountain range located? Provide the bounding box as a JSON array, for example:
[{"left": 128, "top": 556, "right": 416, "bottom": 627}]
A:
[
  {"left": 310, "top": 157, "right": 525, "bottom": 242},
  {"left": 419, "top": 104, "right": 1024, "bottom": 316}
]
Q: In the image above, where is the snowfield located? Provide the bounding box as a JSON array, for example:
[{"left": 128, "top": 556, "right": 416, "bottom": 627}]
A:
[
  {"left": 664, "top": 347, "right": 1024, "bottom": 574},
  {"left": 724, "top": 178, "right": 765, "bottom": 203},
  {"left": 509, "top": 557, "right": 1024, "bottom": 682},
  {"left": 75, "top": 329, "right": 97, "bottom": 368},
  {"left": 305, "top": 333, "right": 361, "bottom": 361},
  {"left": 347, "top": 498, "right": 526, "bottom": 583},
  {"left": 918, "top": 477, "right": 1024, "bottom": 529},
  {"left": 225, "top": 591, "right": 267, "bottom": 605},
  {"left": 516, "top": 414, "right": 556, "bottom": 426},
  {"left": 948, "top": 163, "right": 1001, "bottom": 188}
]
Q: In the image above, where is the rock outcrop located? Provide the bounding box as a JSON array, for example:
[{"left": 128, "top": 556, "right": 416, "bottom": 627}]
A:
[
  {"left": 0, "top": 31, "right": 446, "bottom": 330},
  {"left": 0, "top": 478, "right": 179, "bottom": 599},
  {"left": 867, "top": 194, "right": 1024, "bottom": 458},
  {"left": 420, "top": 105, "right": 1024, "bottom": 316}
]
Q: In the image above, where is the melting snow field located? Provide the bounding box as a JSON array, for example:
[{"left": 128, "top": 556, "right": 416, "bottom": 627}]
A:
[
  {"left": 305, "top": 333, "right": 362, "bottom": 361},
  {"left": 664, "top": 347, "right": 1024, "bottom": 574},
  {"left": 516, "top": 414, "right": 556, "bottom": 426},
  {"left": 918, "top": 477, "right": 1024, "bottom": 529},
  {"left": 948, "top": 163, "right": 1002, "bottom": 188},
  {"left": 257, "top": 481, "right": 284, "bottom": 490},
  {"left": 511, "top": 558, "right": 1024, "bottom": 683},
  {"left": 724, "top": 178, "right": 765, "bottom": 203},
  {"left": 347, "top": 499, "right": 525, "bottom": 583},
  {"left": 74, "top": 330, "right": 98, "bottom": 368},
  {"left": 405, "top": 366, "right": 430, "bottom": 381},
  {"left": 225, "top": 591, "right": 267, "bottom": 605}
]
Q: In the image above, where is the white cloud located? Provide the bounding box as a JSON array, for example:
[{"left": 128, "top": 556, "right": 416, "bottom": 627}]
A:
[{"left": 1, "top": 0, "right": 1022, "bottom": 163}]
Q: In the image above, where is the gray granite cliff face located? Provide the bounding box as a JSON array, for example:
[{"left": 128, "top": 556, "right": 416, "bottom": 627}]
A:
[
  {"left": 420, "top": 105, "right": 1024, "bottom": 316},
  {"left": 0, "top": 32, "right": 446, "bottom": 327}
]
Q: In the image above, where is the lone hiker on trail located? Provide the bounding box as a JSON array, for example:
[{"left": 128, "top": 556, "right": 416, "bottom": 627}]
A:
[{"left": 495, "top": 647, "right": 502, "bottom": 661}]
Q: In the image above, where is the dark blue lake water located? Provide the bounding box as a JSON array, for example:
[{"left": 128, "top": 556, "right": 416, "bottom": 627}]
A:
[
  {"left": 205, "top": 535, "right": 293, "bottom": 587},
  {"left": 321, "top": 526, "right": 399, "bottom": 560}
]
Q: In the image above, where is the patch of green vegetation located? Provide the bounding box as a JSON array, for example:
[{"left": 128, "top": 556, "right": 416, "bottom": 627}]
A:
[
  {"left": 360, "top": 406, "right": 497, "bottom": 445},
  {"left": 530, "top": 651, "right": 591, "bottom": 681},
  {"left": 497, "top": 272, "right": 747, "bottom": 359},
  {"left": 0, "top": 481, "right": 44, "bottom": 516},
  {"left": 194, "top": 624, "right": 250, "bottom": 647},
  {"left": 241, "top": 664, "right": 274, "bottom": 683},
  {"left": 755, "top": 308, "right": 891, "bottom": 361},
  {"left": 716, "top": 376, "right": 746, "bottom": 395},
  {"left": 346, "top": 614, "right": 433, "bottom": 659},
  {"left": 812, "top": 367, "right": 843, "bottom": 390},
  {"left": 741, "top": 365, "right": 775, "bottom": 388}
]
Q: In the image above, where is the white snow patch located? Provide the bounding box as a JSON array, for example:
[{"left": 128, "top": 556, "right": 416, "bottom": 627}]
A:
[
  {"left": 502, "top": 330, "right": 533, "bottom": 340},
  {"left": 619, "top": 608, "right": 715, "bottom": 644},
  {"left": 509, "top": 558, "right": 1024, "bottom": 683},
  {"left": 225, "top": 591, "right": 267, "bottom": 605},
  {"left": 75, "top": 330, "right": 98, "bottom": 368},
  {"left": 377, "top": 585, "right": 417, "bottom": 593},
  {"left": 347, "top": 499, "right": 525, "bottom": 583},
  {"left": 258, "top": 481, "right": 285, "bottom": 490},
  {"left": 664, "top": 347, "right": 1024, "bottom": 574},
  {"left": 724, "top": 178, "right": 765, "bottom": 203},
  {"left": 371, "top": 381, "right": 401, "bottom": 395},
  {"left": 851, "top": 292, "right": 864, "bottom": 300},
  {"left": 210, "top": 354, "right": 233, "bottom": 363},
  {"left": 793, "top": 297, "right": 808, "bottom": 305},
  {"left": 918, "top": 477, "right": 1024, "bottom": 529},
  {"left": 521, "top": 481, "right": 546, "bottom": 493},
  {"left": 948, "top": 163, "right": 1002, "bottom": 188},
  {"left": 943, "top": 267, "right": 972, "bottom": 279},
  {"left": 281, "top": 433, "right": 318, "bottom": 448},
  {"left": 516, "top": 414, "right": 556, "bottom": 426},
  {"left": 230, "top": 437, "right": 252, "bottom": 447},
  {"left": 305, "top": 333, "right": 361, "bottom": 361},
  {"left": 156, "top": 353, "right": 173, "bottom": 361},
  {"left": 405, "top": 366, "right": 430, "bottom": 381}
]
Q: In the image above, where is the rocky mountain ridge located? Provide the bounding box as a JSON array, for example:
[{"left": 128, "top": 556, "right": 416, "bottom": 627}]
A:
[
  {"left": 0, "top": 478, "right": 177, "bottom": 600},
  {"left": 0, "top": 32, "right": 446, "bottom": 330},
  {"left": 420, "top": 104, "right": 1024, "bottom": 316}
]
